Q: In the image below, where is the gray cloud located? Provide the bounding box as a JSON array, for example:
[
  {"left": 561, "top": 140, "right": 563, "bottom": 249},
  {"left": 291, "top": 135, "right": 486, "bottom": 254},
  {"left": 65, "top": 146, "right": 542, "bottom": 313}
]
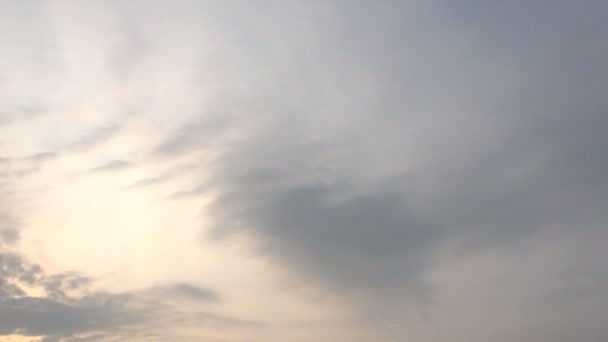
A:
[
  {"left": 168, "top": 282, "right": 221, "bottom": 302},
  {"left": 0, "top": 228, "right": 19, "bottom": 245},
  {"left": 167, "top": 184, "right": 209, "bottom": 199},
  {"left": 0, "top": 251, "right": 142, "bottom": 338},
  {"left": 0, "top": 295, "right": 141, "bottom": 337},
  {"left": 167, "top": 0, "right": 608, "bottom": 337},
  {"left": 154, "top": 113, "right": 233, "bottom": 157},
  {"left": 1, "top": 0, "right": 607, "bottom": 340},
  {"left": 0, "top": 183, "right": 20, "bottom": 248},
  {"left": 0, "top": 250, "right": 242, "bottom": 341}
]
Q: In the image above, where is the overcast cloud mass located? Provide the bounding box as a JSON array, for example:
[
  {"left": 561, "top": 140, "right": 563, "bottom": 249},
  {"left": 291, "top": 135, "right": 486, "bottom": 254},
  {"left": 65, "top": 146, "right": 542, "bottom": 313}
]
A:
[{"left": 1, "top": 0, "right": 608, "bottom": 341}]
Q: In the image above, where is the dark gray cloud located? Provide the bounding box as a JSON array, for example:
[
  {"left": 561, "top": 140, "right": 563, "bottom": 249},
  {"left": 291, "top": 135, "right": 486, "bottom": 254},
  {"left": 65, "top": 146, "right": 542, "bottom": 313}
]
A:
[
  {"left": 210, "top": 179, "right": 437, "bottom": 299},
  {"left": 0, "top": 251, "right": 142, "bottom": 338},
  {"left": 0, "top": 250, "right": 239, "bottom": 341},
  {"left": 165, "top": 0, "right": 608, "bottom": 334},
  {"left": 0, "top": 295, "right": 141, "bottom": 337}
]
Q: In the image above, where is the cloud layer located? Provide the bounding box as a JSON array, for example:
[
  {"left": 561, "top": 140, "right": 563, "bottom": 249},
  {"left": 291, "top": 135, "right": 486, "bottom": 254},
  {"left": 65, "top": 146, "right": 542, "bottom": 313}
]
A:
[{"left": 1, "top": 0, "right": 607, "bottom": 341}]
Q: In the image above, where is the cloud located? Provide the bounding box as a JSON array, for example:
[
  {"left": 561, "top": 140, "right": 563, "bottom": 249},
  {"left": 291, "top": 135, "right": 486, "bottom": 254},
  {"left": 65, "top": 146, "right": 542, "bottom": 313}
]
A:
[
  {"left": 165, "top": 0, "right": 608, "bottom": 332},
  {"left": 0, "top": 250, "right": 242, "bottom": 341},
  {"left": 1, "top": 0, "right": 607, "bottom": 341},
  {"left": 0, "top": 151, "right": 57, "bottom": 181},
  {"left": 66, "top": 125, "right": 122, "bottom": 153},
  {"left": 0, "top": 251, "right": 141, "bottom": 338},
  {"left": 168, "top": 282, "right": 221, "bottom": 302},
  {"left": 0, "top": 105, "right": 49, "bottom": 127},
  {"left": 154, "top": 114, "right": 232, "bottom": 157},
  {"left": 87, "top": 160, "right": 133, "bottom": 173},
  {"left": 122, "top": 176, "right": 164, "bottom": 189},
  {"left": 26, "top": 152, "right": 56, "bottom": 163},
  {"left": 0, "top": 228, "right": 19, "bottom": 245},
  {"left": 0, "top": 183, "right": 20, "bottom": 247},
  {"left": 0, "top": 295, "right": 141, "bottom": 337},
  {"left": 122, "top": 160, "right": 202, "bottom": 191},
  {"left": 167, "top": 184, "right": 209, "bottom": 199}
]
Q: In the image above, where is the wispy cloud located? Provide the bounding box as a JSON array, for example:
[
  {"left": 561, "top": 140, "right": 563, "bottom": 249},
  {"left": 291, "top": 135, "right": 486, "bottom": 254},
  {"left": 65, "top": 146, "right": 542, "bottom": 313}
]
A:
[
  {"left": 0, "top": 250, "right": 246, "bottom": 341},
  {"left": 87, "top": 160, "right": 133, "bottom": 173},
  {"left": 65, "top": 125, "right": 122, "bottom": 153}
]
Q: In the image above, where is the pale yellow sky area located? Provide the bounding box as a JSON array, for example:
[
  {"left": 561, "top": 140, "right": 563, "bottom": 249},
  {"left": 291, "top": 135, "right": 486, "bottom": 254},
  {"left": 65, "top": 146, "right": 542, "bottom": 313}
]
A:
[{"left": 16, "top": 152, "right": 341, "bottom": 325}]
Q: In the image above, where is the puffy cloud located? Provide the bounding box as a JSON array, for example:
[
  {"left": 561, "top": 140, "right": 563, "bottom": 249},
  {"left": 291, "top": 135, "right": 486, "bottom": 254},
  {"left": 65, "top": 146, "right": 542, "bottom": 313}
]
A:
[{"left": 0, "top": 250, "right": 236, "bottom": 341}]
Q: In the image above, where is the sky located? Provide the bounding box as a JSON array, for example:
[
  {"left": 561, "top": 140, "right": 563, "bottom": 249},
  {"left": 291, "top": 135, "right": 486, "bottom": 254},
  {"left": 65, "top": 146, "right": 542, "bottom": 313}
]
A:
[{"left": 1, "top": 0, "right": 608, "bottom": 341}]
